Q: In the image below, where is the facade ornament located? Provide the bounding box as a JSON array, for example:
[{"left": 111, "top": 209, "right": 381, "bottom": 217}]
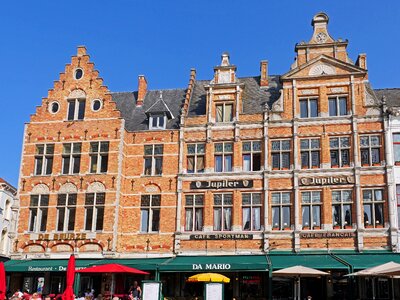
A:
[
  {"left": 31, "top": 183, "right": 50, "bottom": 194},
  {"left": 68, "top": 89, "right": 86, "bottom": 99},
  {"left": 309, "top": 64, "right": 336, "bottom": 76},
  {"left": 87, "top": 182, "right": 106, "bottom": 193},
  {"left": 364, "top": 86, "right": 380, "bottom": 107},
  {"left": 59, "top": 183, "right": 78, "bottom": 193},
  {"left": 271, "top": 90, "right": 284, "bottom": 112}
]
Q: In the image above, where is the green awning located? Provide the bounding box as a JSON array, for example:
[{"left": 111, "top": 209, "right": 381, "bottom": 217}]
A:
[
  {"left": 4, "top": 259, "right": 102, "bottom": 272},
  {"left": 335, "top": 253, "right": 400, "bottom": 270},
  {"left": 269, "top": 254, "right": 347, "bottom": 270},
  {"left": 5, "top": 258, "right": 171, "bottom": 272},
  {"left": 158, "top": 255, "right": 269, "bottom": 272}
]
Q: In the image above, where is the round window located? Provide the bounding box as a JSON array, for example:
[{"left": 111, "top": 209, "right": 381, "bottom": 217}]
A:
[
  {"left": 49, "top": 101, "right": 60, "bottom": 114},
  {"left": 92, "top": 99, "right": 102, "bottom": 111},
  {"left": 74, "top": 68, "right": 83, "bottom": 80}
]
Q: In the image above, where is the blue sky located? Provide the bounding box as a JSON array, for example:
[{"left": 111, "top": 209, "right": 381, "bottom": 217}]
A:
[{"left": 1, "top": 1, "right": 399, "bottom": 186}]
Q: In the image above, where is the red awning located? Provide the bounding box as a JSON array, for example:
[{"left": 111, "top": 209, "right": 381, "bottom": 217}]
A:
[{"left": 77, "top": 263, "right": 149, "bottom": 274}]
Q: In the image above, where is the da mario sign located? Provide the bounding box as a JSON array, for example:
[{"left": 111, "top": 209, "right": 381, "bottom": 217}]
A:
[
  {"left": 190, "top": 180, "right": 253, "bottom": 190},
  {"left": 192, "top": 263, "right": 231, "bottom": 271}
]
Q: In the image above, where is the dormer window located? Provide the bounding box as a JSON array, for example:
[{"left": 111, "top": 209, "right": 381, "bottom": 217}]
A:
[
  {"left": 216, "top": 103, "right": 233, "bottom": 123},
  {"left": 149, "top": 114, "right": 166, "bottom": 130}
]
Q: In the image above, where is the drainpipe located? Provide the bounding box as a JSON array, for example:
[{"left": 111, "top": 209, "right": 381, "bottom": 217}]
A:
[
  {"left": 329, "top": 252, "right": 354, "bottom": 299},
  {"left": 266, "top": 255, "right": 272, "bottom": 300}
]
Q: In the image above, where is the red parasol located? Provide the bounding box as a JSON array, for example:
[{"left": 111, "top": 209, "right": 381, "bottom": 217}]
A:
[
  {"left": 62, "top": 255, "right": 75, "bottom": 300},
  {"left": 0, "top": 262, "right": 5, "bottom": 300},
  {"left": 77, "top": 263, "right": 149, "bottom": 274}
]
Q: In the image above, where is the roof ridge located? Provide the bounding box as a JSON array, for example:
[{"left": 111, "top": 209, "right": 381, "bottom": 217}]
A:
[{"left": 374, "top": 88, "right": 400, "bottom": 91}]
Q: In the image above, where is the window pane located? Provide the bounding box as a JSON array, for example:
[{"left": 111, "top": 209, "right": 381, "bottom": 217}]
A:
[
  {"left": 187, "top": 157, "right": 194, "bottom": 173},
  {"left": 57, "top": 208, "right": 65, "bottom": 231},
  {"left": 214, "top": 194, "right": 222, "bottom": 205},
  {"left": 216, "top": 105, "right": 223, "bottom": 122},
  {"left": 302, "top": 206, "right": 310, "bottom": 227},
  {"left": 311, "top": 139, "right": 320, "bottom": 149},
  {"left": 311, "top": 151, "right": 320, "bottom": 167},
  {"left": 36, "top": 145, "right": 44, "bottom": 155},
  {"left": 252, "top": 207, "right": 261, "bottom": 230},
  {"left": 361, "top": 149, "right": 370, "bottom": 165},
  {"left": 312, "top": 192, "right": 321, "bottom": 203},
  {"left": 185, "top": 209, "right": 193, "bottom": 231},
  {"left": 374, "top": 190, "right": 383, "bottom": 201},
  {"left": 195, "top": 195, "right": 204, "bottom": 206},
  {"left": 272, "top": 207, "right": 280, "bottom": 228},
  {"left": 330, "top": 138, "right": 339, "bottom": 149},
  {"left": 375, "top": 204, "right": 384, "bottom": 226},
  {"left": 73, "top": 156, "right": 81, "bottom": 173},
  {"left": 312, "top": 206, "right": 321, "bottom": 227},
  {"left": 154, "top": 145, "right": 163, "bottom": 155},
  {"left": 144, "top": 145, "right": 153, "bottom": 155},
  {"left": 152, "top": 209, "right": 160, "bottom": 231},
  {"left": 282, "top": 152, "right": 290, "bottom": 169},
  {"left": 394, "top": 144, "right": 400, "bottom": 163},
  {"left": 100, "top": 142, "right": 109, "bottom": 152},
  {"left": 371, "top": 136, "right": 380, "bottom": 146},
  {"left": 253, "top": 141, "right": 261, "bottom": 151},
  {"left": 242, "top": 142, "right": 251, "bottom": 152},
  {"left": 242, "top": 194, "right": 251, "bottom": 205},
  {"left": 271, "top": 141, "right": 280, "bottom": 151},
  {"left": 243, "top": 154, "right": 251, "bottom": 171},
  {"left": 63, "top": 144, "right": 71, "bottom": 154},
  {"left": 214, "top": 143, "right": 223, "bottom": 153},
  {"left": 282, "top": 207, "right": 290, "bottom": 228},
  {"left": 144, "top": 158, "right": 152, "bottom": 175},
  {"left": 332, "top": 191, "right": 340, "bottom": 203},
  {"left": 341, "top": 149, "right": 350, "bottom": 166},
  {"left": 68, "top": 208, "right": 76, "bottom": 231},
  {"left": 41, "top": 195, "right": 49, "bottom": 206},
  {"left": 281, "top": 140, "right": 290, "bottom": 150},
  {"left": 45, "top": 157, "right": 53, "bottom": 174},
  {"left": 360, "top": 136, "right": 369, "bottom": 147},
  {"left": 223, "top": 207, "right": 232, "bottom": 230},
  {"left": 300, "top": 100, "right": 308, "bottom": 118},
  {"left": 281, "top": 193, "right": 291, "bottom": 204},
  {"left": 300, "top": 140, "right": 309, "bottom": 149},
  {"left": 329, "top": 99, "right": 337, "bottom": 116},
  {"left": 68, "top": 101, "right": 75, "bottom": 120},
  {"left": 301, "top": 152, "right": 309, "bottom": 168},
  {"left": 213, "top": 208, "right": 222, "bottom": 231},
  {"left": 302, "top": 192, "right": 311, "bottom": 203},
  {"left": 364, "top": 204, "right": 372, "bottom": 226},
  {"left": 310, "top": 100, "right": 318, "bottom": 117},
  {"left": 224, "top": 143, "right": 233, "bottom": 152},
  {"left": 271, "top": 193, "right": 280, "bottom": 204},
  {"left": 141, "top": 209, "right": 149, "bottom": 232},
  {"left": 197, "top": 144, "right": 205, "bottom": 154},
  {"left": 195, "top": 208, "right": 203, "bottom": 231},
  {"left": 30, "top": 195, "right": 39, "bottom": 207},
  {"left": 252, "top": 194, "right": 261, "bottom": 204},
  {"left": 158, "top": 116, "right": 164, "bottom": 127},
  {"left": 330, "top": 150, "right": 339, "bottom": 166},
  {"left": 78, "top": 100, "right": 85, "bottom": 120},
  {"left": 343, "top": 205, "right": 351, "bottom": 226},
  {"left": 371, "top": 148, "right": 380, "bottom": 164},
  {"left": 29, "top": 209, "right": 37, "bottom": 232},
  {"left": 224, "top": 104, "right": 233, "bottom": 122},
  {"left": 197, "top": 156, "right": 205, "bottom": 172},
  {"left": 339, "top": 98, "right": 347, "bottom": 115},
  {"left": 272, "top": 153, "right": 280, "bottom": 169},
  {"left": 151, "top": 195, "right": 161, "bottom": 206},
  {"left": 40, "top": 208, "right": 48, "bottom": 232},
  {"left": 332, "top": 206, "right": 340, "bottom": 226},
  {"left": 62, "top": 157, "right": 70, "bottom": 174},
  {"left": 187, "top": 145, "right": 196, "bottom": 154},
  {"left": 224, "top": 155, "right": 232, "bottom": 172},
  {"left": 215, "top": 156, "right": 222, "bottom": 172},
  {"left": 100, "top": 155, "right": 108, "bottom": 173},
  {"left": 90, "top": 155, "right": 98, "bottom": 173},
  {"left": 224, "top": 194, "right": 233, "bottom": 205},
  {"left": 243, "top": 207, "right": 251, "bottom": 230}
]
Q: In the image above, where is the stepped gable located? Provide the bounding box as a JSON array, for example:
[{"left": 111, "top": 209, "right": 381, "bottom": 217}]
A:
[
  {"left": 111, "top": 88, "right": 186, "bottom": 131},
  {"left": 187, "top": 75, "right": 282, "bottom": 116}
]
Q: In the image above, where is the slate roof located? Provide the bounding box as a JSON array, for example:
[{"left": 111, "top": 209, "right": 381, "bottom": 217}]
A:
[
  {"left": 111, "top": 89, "right": 186, "bottom": 131},
  {"left": 187, "top": 76, "right": 282, "bottom": 116},
  {"left": 374, "top": 89, "right": 400, "bottom": 108}
]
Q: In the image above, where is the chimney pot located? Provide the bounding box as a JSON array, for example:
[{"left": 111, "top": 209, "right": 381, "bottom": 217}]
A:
[
  {"left": 260, "top": 60, "right": 269, "bottom": 87},
  {"left": 356, "top": 53, "right": 367, "bottom": 70},
  {"left": 137, "top": 75, "right": 147, "bottom": 106}
]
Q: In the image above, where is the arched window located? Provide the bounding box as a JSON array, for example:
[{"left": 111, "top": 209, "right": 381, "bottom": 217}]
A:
[{"left": 0, "top": 229, "right": 7, "bottom": 254}]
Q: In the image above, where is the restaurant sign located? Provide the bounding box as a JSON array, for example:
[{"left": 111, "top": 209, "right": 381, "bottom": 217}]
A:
[
  {"left": 192, "top": 263, "right": 231, "bottom": 270},
  {"left": 299, "top": 176, "right": 354, "bottom": 186},
  {"left": 300, "top": 232, "right": 356, "bottom": 239},
  {"left": 190, "top": 180, "right": 253, "bottom": 190},
  {"left": 36, "top": 233, "right": 88, "bottom": 241},
  {"left": 190, "top": 233, "right": 253, "bottom": 240}
]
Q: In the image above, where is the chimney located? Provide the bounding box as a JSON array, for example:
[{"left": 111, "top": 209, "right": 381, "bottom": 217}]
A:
[
  {"left": 260, "top": 60, "right": 269, "bottom": 87},
  {"left": 356, "top": 53, "right": 367, "bottom": 70},
  {"left": 137, "top": 75, "right": 147, "bottom": 106},
  {"left": 77, "top": 46, "right": 87, "bottom": 57}
]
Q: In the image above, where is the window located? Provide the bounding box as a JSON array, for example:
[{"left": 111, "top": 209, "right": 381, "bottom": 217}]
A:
[
  {"left": 363, "top": 189, "right": 384, "bottom": 228},
  {"left": 271, "top": 140, "right": 291, "bottom": 170},
  {"left": 332, "top": 190, "right": 352, "bottom": 228},
  {"left": 397, "top": 185, "right": 400, "bottom": 228},
  {"left": 271, "top": 192, "right": 291, "bottom": 230},
  {"left": 300, "top": 139, "right": 320, "bottom": 169},
  {"left": 329, "top": 96, "right": 348, "bottom": 116},
  {"left": 301, "top": 191, "right": 321, "bottom": 229},
  {"left": 300, "top": 98, "right": 318, "bottom": 118},
  {"left": 144, "top": 145, "right": 163, "bottom": 175},
  {"left": 243, "top": 141, "right": 261, "bottom": 171},
  {"left": 187, "top": 144, "right": 205, "bottom": 173},
  {"left": 84, "top": 193, "right": 105, "bottom": 231},
  {"left": 49, "top": 101, "right": 60, "bottom": 114},
  {"left": 213, "top": 193, "right": 232, "bottom": 231},
  {"left": 360, "top": 135, "right": 381, "bottom": 166},
  {"left": 67, "top": 99, "right": 85, "bottom": 121},
  {"left": 29, "top": 195, "right": 49, "bottom": 232},
  {"left": 90, "top": 142, "right": 109, "bottom": 173},
  {"left": 149, "top": 114, "right": 166, "bottom": 130},
  {"left": 216, "top": 103, "right": 233, "bottom": 122},
  {"left": 214, "top": 142, "right": 233, "bottom": 172},
  {"left": 62, "top": 143, "right": 81, "bottom": 174},
  {"left": 74, "top": 68, "right": 83, "bottom": 80},
  {"left": 91, "top": 99, "right": 102, "bottom": 112},
  {"left": 140, "top": 195, "right": 161, "bottom": 232},
  {"left": 56, "top": 194, "right": 77, "bottom": 232},
  {"left": 242, "top": 193, "right": 262, "bottom": 231},
  {"left": 393, "top": 134, "right": 400, "bottom": 165},
  {"left": 34, "top": 144, "right": 54, "bottom": 175},
  {"left": 185, "top": 195, "right": 204, "bottom": 231},
  {"left": 330, "top": 137, "right": 350, "bottom": 167}
]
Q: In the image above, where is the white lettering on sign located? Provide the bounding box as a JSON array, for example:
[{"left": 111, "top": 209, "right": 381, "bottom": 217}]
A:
[
  {"left": 192, "top": 264, "right": 231, "bottom": 270},
  {"left": 300, "top": 176, "right": 354, "bottom": 186}
]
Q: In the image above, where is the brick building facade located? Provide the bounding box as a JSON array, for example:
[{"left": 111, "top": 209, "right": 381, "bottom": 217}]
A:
[{"left": 6, "top": 12, "right": 400, "bottom": 300}]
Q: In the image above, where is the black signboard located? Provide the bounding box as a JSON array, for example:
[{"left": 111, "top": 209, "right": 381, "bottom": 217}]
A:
[
  {"left": 189, "top": 234, "right": 254, "bottom": 240},
  {"left": 190, "top": 180, "right": 253, "bottom": 190}
]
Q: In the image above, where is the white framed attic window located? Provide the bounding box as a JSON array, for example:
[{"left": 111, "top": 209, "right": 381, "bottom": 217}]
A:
[{"left": 149, "top": 114, "right": 166, "bottom": 130}]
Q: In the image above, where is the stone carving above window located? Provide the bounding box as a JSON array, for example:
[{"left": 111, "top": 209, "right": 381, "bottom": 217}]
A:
[
  {"left": 31, "top": 184, "right": 50, "bottom": 194},
  {"left": 87, "top": 182, "right": 106, "bottom": 193},
  {"left": 309, "top": 64, "right": 336, "bottom": 76},
  {"left": 68, "top": 89, "right": 86, "bottom": 99},
  {"left": 59, "top": 183, "right": 78, "bottom": 193}
]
